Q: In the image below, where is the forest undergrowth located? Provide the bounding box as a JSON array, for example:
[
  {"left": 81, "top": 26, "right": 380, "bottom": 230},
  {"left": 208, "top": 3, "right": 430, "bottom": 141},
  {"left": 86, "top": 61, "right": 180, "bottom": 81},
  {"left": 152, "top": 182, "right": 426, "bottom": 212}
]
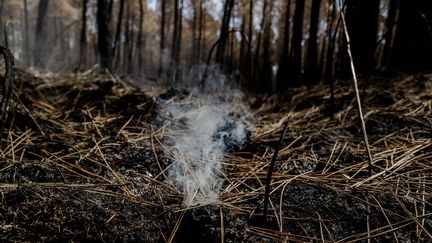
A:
[{"left": 0, "top": 67, "right": 431, "bottom": 242}]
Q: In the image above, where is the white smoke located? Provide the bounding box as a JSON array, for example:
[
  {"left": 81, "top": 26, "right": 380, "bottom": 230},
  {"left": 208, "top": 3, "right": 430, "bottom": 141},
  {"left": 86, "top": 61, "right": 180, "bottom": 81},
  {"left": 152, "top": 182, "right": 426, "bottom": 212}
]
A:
[{"left": 158, "top": 66, "right": 251, "bottom": 206}]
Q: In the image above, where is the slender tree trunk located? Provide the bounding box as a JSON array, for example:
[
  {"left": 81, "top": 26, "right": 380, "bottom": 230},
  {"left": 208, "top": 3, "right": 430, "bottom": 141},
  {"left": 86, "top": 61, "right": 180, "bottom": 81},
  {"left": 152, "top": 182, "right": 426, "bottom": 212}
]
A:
[
  {"left": 112, "top": 0, "right": 125, "bottom": 65},
  {"left": 341, "top": 0, "right": 380, "bottom": 77},
  {"left": 381, "top": 0, "right": 399, "bottom": 68},
  {"left": 324, "top": 0, "right": 337, "bottom": 84},
  {"left": 289, "top": 0, "right": 305, "bottom": 85},
  {"left": 190, "top": 0, "right": 198, "bottom": 67},
  {"left": 137, "top": 0, "right": 145, "bottom": 74},
  {"left": 261, "top": 0, "right": 274, "bottom": 92},
  {"left": 246, "top": 0, "right": 253, "bottom": 88},
  {"left": 79, "top": 0, "right": 88, "bottom": 69},
  {"left": 201, "top": 1, "right": 207, "bottom": 61},
  {"left": 305, "top": 0, "right": 322, "bottom": 85},
  {"left": 34, "top": 0, "right": 49, "bottom": 68},
  {"left": 0, "top": 0, "right": 4, "bottom": 45},
  {"left": 390, "top": 0, "right": 432, "bottom": 72},
  {"left": 97, "top": 0, "right": 111, "bottom": 70},
  {"left": 123, "top": 4, "right": 132, "bottom": 73},
  {"left": 169, "top": 0, "right": 184, "bottom": 83},
  {"left": 23, "top": 0, "right": 31, "bottom": 66},
  {"left": 215, "top": 0, "right": 235, "bottom": 65},
  {"left": 276, "top": 0, "right": 291, "bottom": 90},
  {"left": 196, "top": 0, "right": 204, "bottom": 63},
  {"left": 252, "top": 0, "right": 267, "bottom": 91},
  {"left": 158, "top": 0, "right": 166, "bottom": 79}
]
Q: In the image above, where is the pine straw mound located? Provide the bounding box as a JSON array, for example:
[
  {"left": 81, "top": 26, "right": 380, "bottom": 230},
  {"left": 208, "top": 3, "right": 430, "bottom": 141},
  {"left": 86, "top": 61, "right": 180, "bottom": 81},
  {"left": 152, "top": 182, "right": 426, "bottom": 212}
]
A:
[{"left": 1, "top": 69, "right": 431, "bottom": 242}]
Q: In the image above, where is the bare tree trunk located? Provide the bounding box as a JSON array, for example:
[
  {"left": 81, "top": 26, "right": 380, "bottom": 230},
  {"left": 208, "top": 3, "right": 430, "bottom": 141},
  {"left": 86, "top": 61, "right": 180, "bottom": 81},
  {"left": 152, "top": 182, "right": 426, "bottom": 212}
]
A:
[
  {"left": 123, "top": 4, "right": 133, "bottom": 73},
  {"left": 341, "top": 0, "right": 380, "bottom": 77},
  {"left": 158, "top": 0, "right": 166, "bottom": 79},
  {"left": 23, "top": 0, "right": 31, "bottom": 66},
  {"left": 381, "top": 0, "right": 399, "bottom": 68},
  {"left": 196, "top": 0, "right": 204, "bottom": 63},
  {"left": 289, "top": 0, "right": 305, "bottom": 85},
  {"left": 79, "top": 0, "right": 88, "bottom": 70},
  {"left": 169, "top": 0, "right": 183, "bottom": 83},
  {"left": 190, "top": 0, "right": 198, "bottom": 67},
  {"left": 251, "top": 0, "right": 268, "bottom": 91},
  {"left": 390, "top": 0, "right": 432, "bottom": 72},
  {"left": 261, "top": 0, "right": 274, "bottom": 92},
  {"left": 215, "top": 0, "right": 235, "bottom": 65},
  {"left": 136, "top": 0, "right": 145, "bottom": 74},
  {"left": 305, "top": 0, "right": 321, "bottom": 85},
  {"left": 34, "top": 0, "right": 49, "bottom": 68},
  {"left": 0, "top": 0, "right": 4, "bottom": 45},
  {"left": 246, "top": 0, "right": 253, "bottom": 88},
  {"left": 324, "top": 0, "right": 337, "bottom": 84},
  {"left": 97, "top": 0, "right": 111, "bottom": 70},
  {"left": 276, "top": 0, "right": 291, "bottom": 90},
  {"left": 112, "top": 0, "right": 125, "bottom": 66}
]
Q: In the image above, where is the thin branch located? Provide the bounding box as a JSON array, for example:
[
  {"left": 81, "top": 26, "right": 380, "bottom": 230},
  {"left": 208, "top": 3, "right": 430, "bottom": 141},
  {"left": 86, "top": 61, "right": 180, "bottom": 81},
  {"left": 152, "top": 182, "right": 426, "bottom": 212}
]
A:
[
  {"left": 263, "top": 121, "right": 289, "bottom": 222},
  {"left": 339, "top": 3, "right": 374, "bottom": 175}
]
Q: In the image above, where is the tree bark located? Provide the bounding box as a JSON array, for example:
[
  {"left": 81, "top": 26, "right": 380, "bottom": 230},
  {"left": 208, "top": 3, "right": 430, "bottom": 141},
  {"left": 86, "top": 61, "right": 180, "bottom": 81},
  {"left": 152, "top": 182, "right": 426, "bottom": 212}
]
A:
[
  {"left": 34, "top": 0, "right": 49, "bottom": 68},
  {"left": 158, "top": 0, "right": 166, "bottom": 79},
  {"left": 23, "top": 0, "right": 31, "bottom": 66},
  {"left": 97, "top": 0, "right": 112, "bottom": 70},
  {"left": 246, "top": 0, "right": 253, "bottom": 87},
  {"left": 381, "top": 0, "right": 399, "bottom": 68},
  {"left": 79, "top": 0, "right": 88, "bottom": 69},
  {"left": 215, "top": 0, "right": 235, "bottom": 65},
  {"left": 341, "top": 0, "right": 380, "bottom": 76},
  {"left": 169, "top": 0, "right": 184, "bottom": 83},
  {"left": 136, "top": 0, "right": 145, "bottom": 74},
  {"left": 289, "top": 0, "right": 305, "bottom": 85},
  {"left": 390, "top": 0, "right": 432, "bottom": 72},
  {"left": 112, "top": 0, "right": 125, "bottom": 64},
  {"left": 305, "top": 0, "right": 321, "bottom": 85},
  {"left": 260, "top": 0, "right": 274, "bottom": 92},
  {"left": 276, "top": 0, "right": 291, "bottom": 90},
  {"left": 196, "top": 0, "right": 204, "bottom": 63}
]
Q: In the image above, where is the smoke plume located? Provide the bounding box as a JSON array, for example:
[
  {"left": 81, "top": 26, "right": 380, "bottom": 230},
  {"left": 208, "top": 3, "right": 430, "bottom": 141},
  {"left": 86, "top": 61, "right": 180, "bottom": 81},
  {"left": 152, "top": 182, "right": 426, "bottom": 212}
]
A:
[{"left": 158, "top": 66, "right": 251, "bottom": 206}]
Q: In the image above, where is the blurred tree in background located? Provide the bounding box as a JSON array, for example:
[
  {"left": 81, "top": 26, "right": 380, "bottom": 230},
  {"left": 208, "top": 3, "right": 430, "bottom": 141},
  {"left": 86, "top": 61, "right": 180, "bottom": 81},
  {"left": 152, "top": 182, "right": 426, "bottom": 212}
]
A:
[{"left": 0, "top": 0, "right": 431, "bottom": 93}]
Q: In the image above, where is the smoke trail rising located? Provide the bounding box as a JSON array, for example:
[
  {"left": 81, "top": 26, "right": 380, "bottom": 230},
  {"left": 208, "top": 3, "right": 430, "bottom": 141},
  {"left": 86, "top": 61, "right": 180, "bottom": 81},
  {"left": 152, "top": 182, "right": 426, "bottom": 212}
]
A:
[{"left": 158, "top": 66, "right": 251, "bottom": 206}]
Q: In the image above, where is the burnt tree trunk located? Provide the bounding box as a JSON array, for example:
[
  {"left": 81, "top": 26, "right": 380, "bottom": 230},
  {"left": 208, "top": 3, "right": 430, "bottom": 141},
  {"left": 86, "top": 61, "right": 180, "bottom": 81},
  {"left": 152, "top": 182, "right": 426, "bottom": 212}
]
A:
[
  {"left": 340, "top": 0, "right": 380, "bottom": 77},
  {"left": 190, "top": 0, "right": 198, "bottom": 67},
  {"left": 289, "top": 0, "right": 305, "bottom": 85},
  {"left": 215, "top": 0, "right": 235, "bottom": 65},
  {"left": 324, "top": 0, "right": 338, "bottom": 84},
  {"left": 34, "top": 0, "right": 49, "bottom": 68},
  {"left": 97, "top": 0, "right": 112, "bottom": 70},
  {"left": 136, "top": 0, "right": 145, "bottom": 73},
  {"left": 196, "top": 0, "right": 204, "bottom": 62},
  {"left": 252, "top": 0, "right": 268, "bottom": 91},
  {"left": 260, "top": 0, "right": 274, "bottom": 92},
  {"left": 112, "top": 0, "right": 125, "bottom": 66},
  {"left": 390, "top": 0, "right": 432, "bottom": 72},
  {"left": 169, "top": 0, "right": 183, "bottom": 83},
  {"left": 23, "top": 0, "right": 31, "bottom": 66},
  {"left": 158, "top": 0, "right": 166, "bottom": 79},
  {"left": 381, "top": 0, "right": 399, "bottom": 68},
  {"left": 0, "top": 0, "right": 4, "bottom": 45},
  {"left": 79, "top": 0, "right": 88, "bottom": 69},
  {"left": 276, "top": 0, "right": 291, "bottom": 90},
  {"left": 246, "top": 0, "right": 254, "bottom": 87},
  {"left": 305, "top": 0, "right": 321, "bottom": 85}
]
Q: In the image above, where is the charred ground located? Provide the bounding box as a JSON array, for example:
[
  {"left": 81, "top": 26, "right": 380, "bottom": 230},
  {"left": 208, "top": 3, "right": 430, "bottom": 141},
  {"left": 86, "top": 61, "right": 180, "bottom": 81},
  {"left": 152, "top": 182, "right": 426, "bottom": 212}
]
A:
[{"left": 0, "top": 68, "right": 431, "bottom": 242}]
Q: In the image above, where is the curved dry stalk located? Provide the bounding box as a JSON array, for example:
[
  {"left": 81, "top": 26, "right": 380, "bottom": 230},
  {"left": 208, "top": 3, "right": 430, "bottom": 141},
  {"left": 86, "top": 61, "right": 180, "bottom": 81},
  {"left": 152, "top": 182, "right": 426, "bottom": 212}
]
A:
[{"left": 339, "top": 5, "right": 374, "bottom": 175}]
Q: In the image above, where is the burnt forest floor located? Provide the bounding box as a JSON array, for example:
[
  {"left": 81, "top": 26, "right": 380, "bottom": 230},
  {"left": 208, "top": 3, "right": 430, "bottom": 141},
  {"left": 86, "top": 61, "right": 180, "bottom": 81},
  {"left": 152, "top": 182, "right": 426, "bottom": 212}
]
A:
[{"left": 1, "top": 67, "right": 432, "bottom": 242}]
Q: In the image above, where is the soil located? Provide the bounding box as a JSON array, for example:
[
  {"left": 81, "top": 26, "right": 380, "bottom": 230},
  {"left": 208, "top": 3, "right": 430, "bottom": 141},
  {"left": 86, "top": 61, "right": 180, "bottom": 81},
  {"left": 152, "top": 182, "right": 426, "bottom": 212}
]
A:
[{"left": 1, "top": 69, "right": 431, "bottom": 242}]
